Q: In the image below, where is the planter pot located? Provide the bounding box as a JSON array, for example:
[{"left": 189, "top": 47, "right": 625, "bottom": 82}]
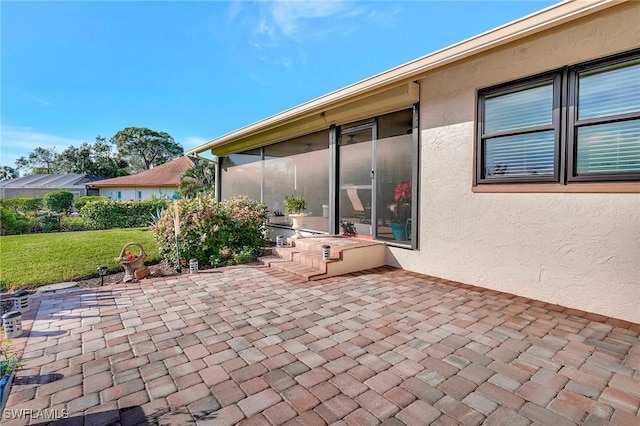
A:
[
  {"left": 0, "top": 371, "right": 15, "bottom": 412},
  {"left": 390, "top": 222, "right": 407, "bottom": 240},
  {"left": 289, "top": 214, "right": 305, "bottom": 239},
  {"left": 269, "top": 216, "right": 287, "bottom": 224}
]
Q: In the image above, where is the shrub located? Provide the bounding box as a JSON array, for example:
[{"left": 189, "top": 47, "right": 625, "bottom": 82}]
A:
[
  {"left": 61, "top": 216, "right": 86, "bottom": 232},
  {"left": 43, "top": 190, "right": 74, "bottom": 213},
  {"left": 0, "top": 197, "right": 43, "bottom": 214},
  {"left": 75, "top": 195, "right": 106, "bottom": 210},
  {"left": 0, "top": 208, "right": 36, "bottom": 235},
  {"left": 0, "top": 207, "right": 19, "bottom": 236},
  {"left": 35, "top": 212, "right": 63, "bottom": 232},
  {"left": 150, "top": 194, "right": 268, "bottom": 269},
  {"left": 80, "top": 198, "right": 167, "bottom": 230}
]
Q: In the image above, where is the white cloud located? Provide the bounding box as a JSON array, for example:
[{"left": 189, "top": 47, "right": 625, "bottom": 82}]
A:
[
  {"left": 226, "top": 1, "right": 402, "bottom": 72},
  {"left": 227, "top": 0, "right": 243, "bottom": 25},
  {"left": 24, "top": 93, "right": 52, "bottom": 106},
  {"left": 246, "top": 1, "right": 371, "bottom": 59},
  {"left": 0, "top": 125, "right": 85, "bottom": 166},
  {"left": 269, "top": 1, "right": 351, "bottom": 37},
  {"left": 279, "top": 56, "right": 293, "bottom": 69}
]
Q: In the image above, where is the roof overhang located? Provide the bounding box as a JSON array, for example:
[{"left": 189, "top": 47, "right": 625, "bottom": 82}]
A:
[
  {"left": 189, "top": 0, "right": 625, "bottom": 157},
  {"left": 207, "top": 82, "right": 419, "bottom": 156}
]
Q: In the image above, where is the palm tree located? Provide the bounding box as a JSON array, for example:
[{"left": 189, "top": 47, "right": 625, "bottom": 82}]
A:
[{"left": 179, "top": 160, "right": 216, "bottom": 198}]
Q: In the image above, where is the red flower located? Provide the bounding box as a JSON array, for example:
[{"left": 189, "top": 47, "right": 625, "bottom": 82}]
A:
[{"left": 394, "top": 181, "right": 412, "bottom": 203}]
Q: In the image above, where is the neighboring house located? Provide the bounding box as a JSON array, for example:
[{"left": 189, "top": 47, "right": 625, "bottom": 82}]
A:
[
  {"left": 189, "top": 1, "right": 639, "bottom": 323},
  {"left": 0, "top": 174, "right": 103, "bottom": 199},
  {"left": 88, "top": 156, "right": 197, "bottom": 200}
]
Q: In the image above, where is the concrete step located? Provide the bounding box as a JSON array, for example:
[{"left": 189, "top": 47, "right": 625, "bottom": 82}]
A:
[{"left": 261, "top": 236, "right": 387, "bottom": 281}]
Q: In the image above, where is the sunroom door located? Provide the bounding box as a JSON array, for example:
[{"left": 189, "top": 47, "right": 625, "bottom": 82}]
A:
[
  {"left": 338, "top": 109, "right": 415, "bottom": 243},
  {"left": 339, "top": 124, "right": 375, "bottom": 236},
  {"left": 374, "top": 109, "right": 414, "bottom": 243}
]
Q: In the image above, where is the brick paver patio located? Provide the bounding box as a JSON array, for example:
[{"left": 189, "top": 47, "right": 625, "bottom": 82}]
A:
[{"left": 3, "top": 265, "right": 639, "bottom": 425}]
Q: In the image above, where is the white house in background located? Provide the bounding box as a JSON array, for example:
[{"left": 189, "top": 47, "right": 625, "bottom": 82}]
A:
[
  {"left": 189, "top": 1, "right": 640, "bottom": 323},
  {"left": 88, "top": 156, "right": 197, "bottom": 200},
  {"left": 0, "top": 174, "right": 103, "bottom": 199}
]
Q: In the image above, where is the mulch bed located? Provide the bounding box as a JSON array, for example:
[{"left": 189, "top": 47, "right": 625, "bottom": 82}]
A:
[{"left": 76, "top": 263, "right": 180, "bottom": 289}]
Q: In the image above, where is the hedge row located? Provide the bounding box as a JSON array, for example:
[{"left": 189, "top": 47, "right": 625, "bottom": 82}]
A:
[
  {"left": 80, "top": 198, "right": 167, "bottom": 230},
  {"left": 0, "top": 197, "right": 43, "bottom": 214},
  {"left": 0, "top": 209, "right": 86, "bottom": 235},
  {"left": 75, "top": 195, "right": 106, "bottom": 210}
]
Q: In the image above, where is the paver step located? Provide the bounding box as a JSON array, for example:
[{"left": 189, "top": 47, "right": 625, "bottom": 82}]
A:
[
  {"left": 261, "top": 236, "right": 387, "bottom": 281},
  {"left": 259, "top": 255, "right": 325, "bottom": 280}
]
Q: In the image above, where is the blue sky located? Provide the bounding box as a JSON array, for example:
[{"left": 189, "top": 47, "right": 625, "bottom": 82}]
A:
[{"left": 1, "top": 0, "right": 557, "bottom": 169}]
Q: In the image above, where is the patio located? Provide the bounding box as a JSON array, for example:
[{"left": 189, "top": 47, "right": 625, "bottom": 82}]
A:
[{"left": 3, "top": 265, "right": 639, "bottom": 425}]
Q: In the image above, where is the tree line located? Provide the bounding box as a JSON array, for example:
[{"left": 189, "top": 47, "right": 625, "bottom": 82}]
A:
[{"left": 0, "top": 127, "right": 184, "bottom": 179}]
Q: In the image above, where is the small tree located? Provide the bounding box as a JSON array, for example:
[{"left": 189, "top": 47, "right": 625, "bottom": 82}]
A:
[
  {"left": 111, "top": 127, "right": 184, "bottom": 173},
  {"left": 179, "top": 160, "right": 216, "bottom": 199},
  {"left": 14, "top": 147, "right": 59, "bottom": 175},
  {"left": 43, "top": 190, "right": 74, "bottom": 213}
]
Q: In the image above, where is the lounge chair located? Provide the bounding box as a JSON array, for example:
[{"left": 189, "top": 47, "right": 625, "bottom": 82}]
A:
[{"left": 346, "top": 188, "right": 371, "bottom": 223}]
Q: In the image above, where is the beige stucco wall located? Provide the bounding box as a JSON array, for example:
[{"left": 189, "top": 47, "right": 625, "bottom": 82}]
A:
[{"left": 389, "top": 3, "right": 640, "bottom": 323}]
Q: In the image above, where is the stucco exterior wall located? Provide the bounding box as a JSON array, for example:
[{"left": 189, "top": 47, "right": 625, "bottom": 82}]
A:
[
  {"left": 98, "top": 187, "right": 176, "bottom": 201},
  {"left": 389, "top": 3, "right": 640, "bottom": 323}
]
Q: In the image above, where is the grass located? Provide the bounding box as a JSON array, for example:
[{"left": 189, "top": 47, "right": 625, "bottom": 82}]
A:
[{"left": 0, "top": 228, "right": 162, "bottom": 288}]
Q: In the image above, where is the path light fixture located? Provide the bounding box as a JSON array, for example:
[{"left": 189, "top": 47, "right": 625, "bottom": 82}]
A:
[
  {"left": 12, "top": 290, "right": 30, "bottom": 313},
  {"left": 322, "top": 245, "right": 331, "bottom": 261},
  {"left": 97, "top": 266, "right": 108, "bottom": 286},
  {"left": 189, "top": 259, "right": 199, "bottom": 274},
  {"left": 2, "top": 311, "right": 22, "bottom": 339}
]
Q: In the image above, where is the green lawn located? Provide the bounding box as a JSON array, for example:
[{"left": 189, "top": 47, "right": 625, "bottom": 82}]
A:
[{"left": 0, "top": 228, "right": 162, "bottom": 287}]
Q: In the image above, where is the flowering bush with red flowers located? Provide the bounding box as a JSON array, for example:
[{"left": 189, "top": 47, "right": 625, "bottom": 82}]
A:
[{"left": 150, "top": 194, "right": 268, "bottom": 269}]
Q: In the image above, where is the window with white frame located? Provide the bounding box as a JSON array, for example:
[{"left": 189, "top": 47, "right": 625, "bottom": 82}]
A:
[{"left": 477, "top": 48, "right": 640, "bottom": 185}]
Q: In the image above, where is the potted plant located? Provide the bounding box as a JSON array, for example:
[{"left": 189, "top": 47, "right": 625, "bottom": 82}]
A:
[
  {"left": 284, "top": 195, "right": 306, "bottom": 239},
  {"left": 389, "top": 181, "right": 412, "bottom": 240}
]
